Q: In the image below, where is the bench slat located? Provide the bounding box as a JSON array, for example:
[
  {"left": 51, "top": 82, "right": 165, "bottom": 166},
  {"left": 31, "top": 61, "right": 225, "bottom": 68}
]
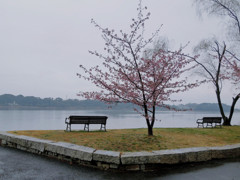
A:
[{"left": 203, "top": 117, "right": 222, "bottom": 123}]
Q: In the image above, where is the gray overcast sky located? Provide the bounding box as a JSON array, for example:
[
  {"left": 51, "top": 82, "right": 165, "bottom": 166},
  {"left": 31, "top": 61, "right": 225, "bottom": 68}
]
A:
[{"left": 0, "top": 0, "right": 236, "bottom": 106}]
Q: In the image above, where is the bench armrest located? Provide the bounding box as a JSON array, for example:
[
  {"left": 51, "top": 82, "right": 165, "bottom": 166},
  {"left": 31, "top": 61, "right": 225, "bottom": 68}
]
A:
[
  {"left": 65, "top": 117, "right": 70, "bottom": 124},
  {"left": 196, "top": 119, "right": 203, "bottom": 123}
]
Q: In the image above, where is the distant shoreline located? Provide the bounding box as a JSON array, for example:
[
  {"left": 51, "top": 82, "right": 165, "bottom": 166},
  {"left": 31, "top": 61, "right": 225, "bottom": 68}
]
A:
[
  {"left": 0, "top": 94, "right": 239, "bottom": 112},
  {"left": 0, "top": 105, "right": 239, "bottom": 112}
]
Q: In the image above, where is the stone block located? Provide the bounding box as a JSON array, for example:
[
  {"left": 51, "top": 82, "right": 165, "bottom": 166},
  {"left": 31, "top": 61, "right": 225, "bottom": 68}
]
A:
[
  {"left": 140, "top": 165, "right": 145, "bottom": 171},
  {"left": 68, "top": 144, "right": 95, "bottom": 161},
  {"left": 27, "top": 137, "right": 52, "bottom": 151},
  {"left": 17, "top": 144, "right": 27, "bottom": 151},
  {"left": 153, "top": 147, "right": 212, "bottom": 164},
  {"left": 110, "top": 164, "right": 119, "bottom": 169},
  {"left": 121, "top": 151, "right": 159, "bottom": 165},
  {"left": 0, "top": 132, "right": 15, "bottom": 140},
  {"left": 101, "top": 163, "right": 110, "bottom": 170},
  {"left": 210, "top": 144, "right": 240, "bottom": 159},
  {"left": 194, "top": 147, "right": 212, "bottom": 162},
  {"left": 2, "top": 134, "right": 30, "bottom": 148},
  {"left": 125, "top": 165, "right": 140, "bottom": 171},
  {"left": 7, "top": 141, "right": 17, "bottom": 148},
  {"left": 1, "top": 140, "right": 6, "bottom": 145},
  {"left": 45, "top": 142, "right": 95, "bottom": 161},
  {"left": 0, "top": 132, "right": 20, "bottom": 144},
  {"left": 176, "top": 147, "right": 211, "bottom": 162},
  {"left": 45, "top": 142, "right": 74, "bottom": 154},
  {"left": 2, "top": 134, "right": 53, "bottom": 153},
  {"left": 18, "top": 136, "right": 50, "bottom": 152},
  {"left": 93, "top": 150, "right": 120, "bottom": 164},
  {"left": 97, "top": 162, "right": 102, "bottom": 167},
  {"left": 152, "top": 149, "right": 181, "bottom": 164},
  {"left": 28, "top": 148, "right": 39, "bottom": 154}
]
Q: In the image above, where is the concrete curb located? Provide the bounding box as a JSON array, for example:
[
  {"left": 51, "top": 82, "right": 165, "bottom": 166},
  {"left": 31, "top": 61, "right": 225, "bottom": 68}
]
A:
[{"left": 0, "top": 131, "right": 240, "bottom": 171}]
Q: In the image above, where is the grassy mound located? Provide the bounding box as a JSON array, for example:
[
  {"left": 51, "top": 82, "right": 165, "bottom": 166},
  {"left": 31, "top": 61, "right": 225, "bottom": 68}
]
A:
[{"left": 9, "top": 126, "right": 240, "bottom": 152}]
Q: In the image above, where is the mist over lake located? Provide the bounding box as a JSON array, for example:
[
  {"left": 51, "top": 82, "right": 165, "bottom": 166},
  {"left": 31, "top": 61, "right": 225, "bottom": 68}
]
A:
[{"left": 0, "top": 110, "right": 239, "bottom": 131}]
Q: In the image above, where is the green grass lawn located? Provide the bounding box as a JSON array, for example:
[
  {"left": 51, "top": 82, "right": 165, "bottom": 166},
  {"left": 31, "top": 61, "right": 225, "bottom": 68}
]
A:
[{"left": 9, "top": 126, "right": 240, "bottom": 152}]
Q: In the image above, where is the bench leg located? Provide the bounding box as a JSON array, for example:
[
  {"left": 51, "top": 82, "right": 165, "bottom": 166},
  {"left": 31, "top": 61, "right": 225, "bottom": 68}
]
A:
[
  {"left": 84, "top": 124, "right": 89, "bottom": 131},
  {"left": 215, "top": 123, "right": 222, "bottom": 128},
  {"left": 66, "top": 124, "right": 71, "bottom": 132},
  {"left": 206, "top": 123, "right": 213, "bottom": 128},
  {"left": 100, "top": 124, "right": 106, "bottom": 131}
]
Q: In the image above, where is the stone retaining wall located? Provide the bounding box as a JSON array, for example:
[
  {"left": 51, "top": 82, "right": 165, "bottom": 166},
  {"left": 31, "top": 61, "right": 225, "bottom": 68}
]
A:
[{"left": 0, "top": 131, "right": 240, "bottom": 171}]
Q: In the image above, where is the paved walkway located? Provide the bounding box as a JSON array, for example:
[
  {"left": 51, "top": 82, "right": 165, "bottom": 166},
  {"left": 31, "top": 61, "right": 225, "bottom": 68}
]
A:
[{"left": 0, "top": 146, "right": 240, "bottom": 180}]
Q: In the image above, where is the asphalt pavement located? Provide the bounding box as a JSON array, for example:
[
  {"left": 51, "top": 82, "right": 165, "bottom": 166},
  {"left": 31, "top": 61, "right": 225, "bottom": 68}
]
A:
[{"left": 0, "top": 146, "right": 240, "bottom": 180}]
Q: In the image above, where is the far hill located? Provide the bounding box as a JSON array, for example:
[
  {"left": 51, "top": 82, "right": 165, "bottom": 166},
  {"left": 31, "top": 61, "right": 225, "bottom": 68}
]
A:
[
  {"left": 0, "top": 94, "right": 238, "bottom": 112},
  {"left": 0, "top": 94, "right": 128, "bottom": 110}
]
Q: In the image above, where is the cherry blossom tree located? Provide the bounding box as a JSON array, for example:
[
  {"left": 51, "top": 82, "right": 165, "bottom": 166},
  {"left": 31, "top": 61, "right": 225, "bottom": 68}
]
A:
[
  {"left": 231, "top": 61, "right": 240, "bottom": 86},
  {"left": 225, "top": 51, "right": 240, "bottom": 90},
  {"left": 78, "top": 1, "right": 201, "bottom": 136}
]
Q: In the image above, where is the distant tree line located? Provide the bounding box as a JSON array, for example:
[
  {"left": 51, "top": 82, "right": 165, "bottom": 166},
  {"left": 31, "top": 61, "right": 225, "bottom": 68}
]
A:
[
  {"left": 0, "top": 94, "right": 105, "bottom": 109},
  {"left": 0, "top": 94, "right": 237, "bottom": 111}
]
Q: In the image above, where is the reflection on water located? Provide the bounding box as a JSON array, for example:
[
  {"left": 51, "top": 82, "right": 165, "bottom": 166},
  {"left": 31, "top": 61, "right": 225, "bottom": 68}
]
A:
[{"left": 0, "top": 110, "right": 239, "bottom": 131}]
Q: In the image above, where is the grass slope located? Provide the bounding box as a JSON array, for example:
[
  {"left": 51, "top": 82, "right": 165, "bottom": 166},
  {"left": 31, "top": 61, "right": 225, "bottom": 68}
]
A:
[{"left": 9, "top": 126, "right": 240, "bottom": 152}]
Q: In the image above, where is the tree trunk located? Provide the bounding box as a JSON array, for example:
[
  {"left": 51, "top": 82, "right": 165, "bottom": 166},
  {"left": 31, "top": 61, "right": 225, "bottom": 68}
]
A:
[
  {"left": 222, "top": 117, "right": 231, "bottom": 126},
  {"left": 215, "top": 84, "right": 229, "bottom": 125},
  {"left": 147, "top": 124, "right": 153, "bottom": 136},
  {"left": 143, "top": 103, "right": 155, "bottom": 136},
  {"left": 145, "top": 117, "right": 154, "bottom": 136},
  {"left": 147, "top": 105, "right": 156, "bottom": 136},
  {"left": 227, "top": 94, "right": 240, "bottom": 125}
]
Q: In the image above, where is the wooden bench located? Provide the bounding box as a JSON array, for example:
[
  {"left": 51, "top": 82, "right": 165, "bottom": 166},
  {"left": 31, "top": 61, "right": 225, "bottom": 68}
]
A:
[
  {"left": 196, "top": 117, "right": 222, "bottom": 128},
  {"left": 65, "top": 116, "right": 108, "bottom": 132}
]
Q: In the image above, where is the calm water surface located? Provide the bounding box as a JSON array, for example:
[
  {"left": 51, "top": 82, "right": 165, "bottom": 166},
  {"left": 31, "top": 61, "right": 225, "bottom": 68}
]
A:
[
  {"left": 0, "top": 110, "right": 240, "bottom": 179},
  {"left": 0, "top": 110, "right": 239, "bottom": 131}
]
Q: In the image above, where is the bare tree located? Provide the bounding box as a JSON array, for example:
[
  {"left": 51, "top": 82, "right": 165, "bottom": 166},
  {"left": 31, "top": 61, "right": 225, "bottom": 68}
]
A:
[
  {"left": 191, "top": 39, "right": 239, "bottom": 125},
  {"left": 194, "top": 0, "right": 240, "bottom": 41},
  {"left": 193, "top": 0, "right": 240, "bottom": 125},
  {"left": 194, "top": 0, "right": 240, "bottom": 75}
]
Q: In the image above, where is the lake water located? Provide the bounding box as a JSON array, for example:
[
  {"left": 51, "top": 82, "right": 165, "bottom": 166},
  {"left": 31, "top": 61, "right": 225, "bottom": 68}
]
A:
[{"left": 0, "top": 110, "right": 239, "bottom": 131}]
